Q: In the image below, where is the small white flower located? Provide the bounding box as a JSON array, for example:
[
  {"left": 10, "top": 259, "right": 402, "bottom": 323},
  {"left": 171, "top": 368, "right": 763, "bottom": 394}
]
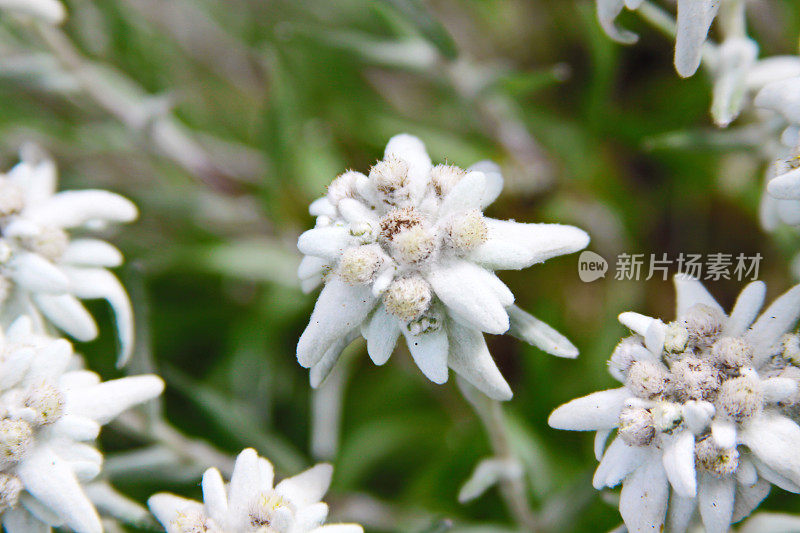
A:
[
  {"left": 0, "top": 316, "right": 164, "bottom": 533},
  {"left": 297, "top": 134, "right": 589, "bottom": 400},
  {"left": 0, "top": 147, "right": 138, "bottom": 366},
  {"left": 549, "top": 275, "right": 800, "bottom": 533},
  {"left": 595, "top": 0, "right": 721, "bottom": 77},
  {"left": 148, "top": 448, "right": 363, "bottom": 533}
]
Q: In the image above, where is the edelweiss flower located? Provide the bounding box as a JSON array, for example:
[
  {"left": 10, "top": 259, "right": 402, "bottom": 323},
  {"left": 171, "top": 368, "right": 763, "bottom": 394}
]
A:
[
  {"left": 148, "top": 448, "right": 363, "bottom": 533},
  {"left": 549, "top": 275, "right": 800, "bottom": 533},
  {"left": 0, "top": 147, "right": 138, "bottom": 366},
  {"left": 0, "top": 316, "right": 164, "bottom": 533},
  {"left": 596, "top": 0, "right": 721, "bottom": 77},
  {"left": 297, "top": 134, "right": 589, "bottom": 400}
]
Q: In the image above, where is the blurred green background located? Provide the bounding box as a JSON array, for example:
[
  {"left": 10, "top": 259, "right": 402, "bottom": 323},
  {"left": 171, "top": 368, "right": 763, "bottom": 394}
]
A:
[{"left": 2, "top": 0, "right": 800, "bottom": 531}]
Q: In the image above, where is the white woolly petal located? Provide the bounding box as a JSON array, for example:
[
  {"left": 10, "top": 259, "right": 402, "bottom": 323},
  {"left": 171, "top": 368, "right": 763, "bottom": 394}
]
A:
[
  {"left": 201, "top": 468, "right": 228, "bottom": 521},
  {"left": 58, "top": 370, "right": 101, "bottom": 390},
  {"left": 592, "top": 436, "right": 648, "bottom": 489},
  {"left": 7, "top": 252, "right": 70, "bottom": 293},
  {"left": 644, "top": 320, "right": 666, "bottom": 355},
  {"left": 24, "top": 338, "right": 72, "bottom": 383},
  {"left": 548, "top": 387, "right": 629, "bottom": 431},
  {"left": 698, "top": 474, "right": 735, "bottom": 533},
  {"left": 596, "top": 0, "right": 639, "bottom": 44},
  {"left": 61, "top": 239, "right": 123, "bottom": 267},
  {"left": 309, "top": 329, "right": 359, "bottom": 388},
  {"left": 777, "top": 196, "right": 800, "bottom": 225},
  {"left": 7, "top": 156, "right": 56, "bottom": 205},
  {"left": 735, "top": 457, "right": 758, "bottom": 487},
  {"left": 427, "top": 261, "right": 509, "bottom": 334},
  {"left": 674, "top": 274, "right": 724, "bottom": 317},
  {"left": 594, "top": 428, "right": 612, "bottom": 461},
  {"left": 618, "top": 312, "right": 653, "bottom": 337},
  {"left": 258, "top": 457, "right": 275, "bottom": 489},
  {"left": 666, "top": 492, "right": 696, "bottom": 533},
  {"left": 752, "top": 458, "right": 800, "bottom": 493},
  {"left": 276, "top": 463, "right": 333, "bottom": 507},
  {"left": 309, "top": 197, "right": 336, "bottom": 217},
  {"left": 447, "top": 320, "right": 512, "bottom": 401},
  {"left": 767, "top": 167, "right": 800, "bottom": 200},
  {"left": 438, "top": 171, "right": 487, "bottom": 216},
  {"left": 741, "top": 414, "right": 800, "bottom": 486},
  {"left": 402, "top": 325, "right": 448, "bottom": 384},
  {"left": 297, "top": 226, "right": 353, "bottom": 262},
  {"left": 383, "top": 134, "right": 432, "bottom": 201},
  {"left": 662, "top": 430, "right": 697, "bottom": 498},
  {"left": 724, "top": 281, "right": 766, "bottom": 337},
  {"left": 63, "top": 267, "right": 134, "bottom": 367},
  {"left": 299, "top": 255, "right": 328, "bottom": 281},
  {"left": 295, "top": 502, "right": 329, "bottom": 529},
  {"left": 755, "top": 77, "right": 800, "bottom": 123},
  {"left": 760, "top": 183, "right": 782, "bottom": 232},
  {"left": 362, "top": 305, "right": 400, "bottom": 366},
  {"left": 50, "top": 441, "right": 102, "bottom": 481},
  {"left": 297, "top": 279, "right": 376, "bottom": 368},
  {"left": 619, "top": 452, "right": 669, "bottom": 533},
  {"left": 745, "top": 284, "right": 800, "bottom": 366},
  {"left": 33, "top": 293, "right": 98, "bottom": 342},
  {"left": 148, "top": 493, "right": 203, "bottom": 530},
  {"left": 674, "top": 0, "right": 720, "bottom": 78},
  {"left": 469, "top": 219, "right": 589, "bottom": 271},
  {"left": 27, "top": 190, "right": 137, "bottom": 228},
  {"left": 731, "top": 479, "right": 770, "bottom": 524},
  {"left": 50, "top": 415, "right": 100, "bottom": 441},
  {"left": 467, "top": 160, "right": 504, "bottom": 208},
  {"left": 745, "top": 56, "right": 800, "bottom": 91},
  {"left": 682, "top": 401, "right": 714, "bottom": 435},
  {"left": 16, "top": 446, "right": 102, "bottom": 533},
  {"left": 65, "top": 375, "right": 164, "bottom": 424},
  {"left": 2, "top": 506, "right": 50, "bottom": 533},
  {"left": 762, "top": 378, "right": 799, "bottom": 404},
  {"left": 226, "top": 449, "right": 263, "bottom": 527},
  {"left": 337, "top": 198, "right": 378, "bottom": 226},
  {"left": 507, "top": 305, "right": 578, "bottom": 358},
  {"left": 711, "top": 419, "right": 737, "bottom": 449}
]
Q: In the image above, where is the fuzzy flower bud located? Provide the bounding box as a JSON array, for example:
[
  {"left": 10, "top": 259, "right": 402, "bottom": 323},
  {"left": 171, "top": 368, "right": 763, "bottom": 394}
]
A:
[
  {"left": 390, "top": 225, "right": 437, "bottom": 264},
  {"left": 609, "top": 336, "right": 643, "bottom": 377},
  {"left": 682, "top": 304, "right": 725, "bottom": 347},
  {"left": 663, "top": 322, "right": 689, "bottom": 353},
  {"left": 408, "top": 310, "right": 442, "bottom": 336},
  {"left": 0, "top": 418, "right": 32, "bottom": 467},
  {"left": 327, "top": 171, "right": 361, "bottom": 205},
  {"left": 626, "top": 360, "right": 668, "bottom": 399},
  {"left": 447, "top": 210, "right": 488, "bottom": 252},
  {"left": 618, "top": 406, "right": 655, "bottom": 447},
  {"left": 379, "top": 207, "right": 423, "bottom": 241},
  {"left": 23, "top": 383, "right": 65, "bottom": 426},
  {"left": 430, "top": 164, "right": 465, "bottom": 197},
  {"left": 711, "top": 336, "right": 753, "bottom": 371},
  {"left": 383, "top": 276, "right": 432, "bottom": 322},
  {"left": 0, "top": 473, "right": 21, "bottom": 512},
  {"left": 171, "top": 509, "right": 217, "bottom": 533},
  {"left": 782, "top": 334, "right": 800, "bottom": 365},
  {"left": 370, "top": 156, "right": 409, "bottom": 205},
  {"left": 695, "top": 436, "right": 739, "bottom": 477},
  {"left": 337, "top": 245, "right": 385, "bottom": 285},
  {"left": 718, "top": 375, "right": 763, "bottom": 423},
  {"left": 671, "top": 357, "right": 721, "bottom": 401},
  {"left": 249, "top": 491, "right": 293, "bottom": 530}
]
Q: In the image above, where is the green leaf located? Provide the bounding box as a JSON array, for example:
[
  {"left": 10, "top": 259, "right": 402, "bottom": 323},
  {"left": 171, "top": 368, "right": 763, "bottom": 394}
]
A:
[{"left": 377, "top": 0, "right": 458, "bottom": 59}]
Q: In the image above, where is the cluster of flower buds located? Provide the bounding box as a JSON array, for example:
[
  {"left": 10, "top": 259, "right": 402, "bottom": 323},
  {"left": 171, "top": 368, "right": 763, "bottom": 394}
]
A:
[
  {"left": 550, "top": 276, "right": 800, "bottom": 533},
  {"left": 297, "top": 134, "right": 589, "bottom": 399}
]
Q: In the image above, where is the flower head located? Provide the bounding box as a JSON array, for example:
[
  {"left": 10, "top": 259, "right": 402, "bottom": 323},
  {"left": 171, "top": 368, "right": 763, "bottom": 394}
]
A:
[
  {"left": 0, "top": 316, "right": 163, "bottom": 533},
  {"left": 0, "top": 146, "right": 138, "bottom": 366},
  {"left": 297, "top": 134, "right": 589, "bottom": 400},
  {"left": 549, "top": 275, "right": 800, "bottom": 532},
  {"left": 148, "top": 448, "right": 363, "bottom": 533}
]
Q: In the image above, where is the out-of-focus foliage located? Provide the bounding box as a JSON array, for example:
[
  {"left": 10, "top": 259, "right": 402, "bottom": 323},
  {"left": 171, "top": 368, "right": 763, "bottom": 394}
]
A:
[{"left": 1, "top": 0, "right": 800, "bottom": 531}]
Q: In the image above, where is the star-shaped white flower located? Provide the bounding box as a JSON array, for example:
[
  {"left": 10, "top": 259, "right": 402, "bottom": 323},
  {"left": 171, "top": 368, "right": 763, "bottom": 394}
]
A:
[
  {"left": 0, "top": 147, "right": 138, "bottom": 366},
  {"left": 149, "top": 448, "right": 363, "bottom": 533},
  {"left": 596, "top": 0, "right": 721, "bottom": 77},
  {"left": 0, "top": 316, "right": 164, "bottom": 533},
  {"left": 549, "top": 275, "right": 800, "bottom": 533},
  {"left": 296, "top": 134, "right": 589, "bottom": 400}
]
